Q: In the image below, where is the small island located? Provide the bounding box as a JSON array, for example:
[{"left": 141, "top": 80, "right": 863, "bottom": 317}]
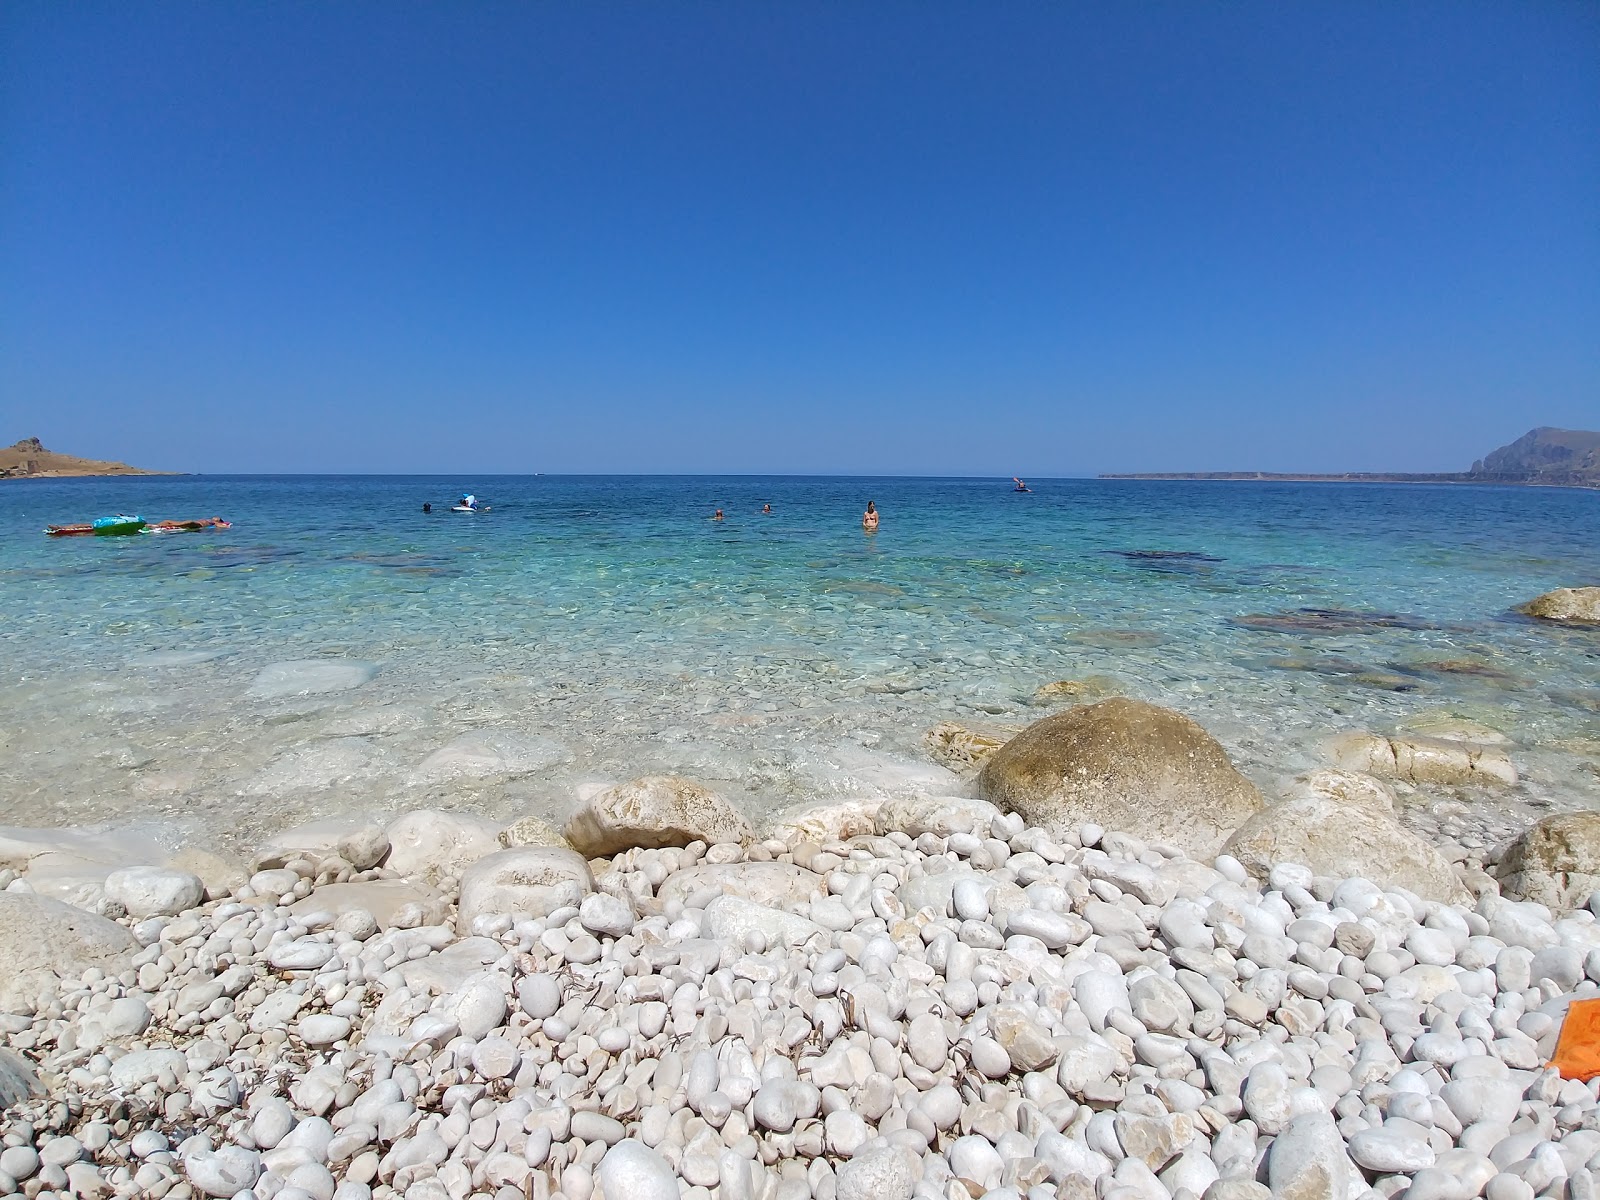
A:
[
  {"left": 1101, "top": 426, "right": 1600, "bottom": 489},
  {"left": 0, "top": 436, "right": 172, "bottom": 479}
]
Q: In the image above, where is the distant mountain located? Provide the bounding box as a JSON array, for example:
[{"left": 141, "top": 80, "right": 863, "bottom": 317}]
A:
[
  {"left": 0, "top": 437, "right": 169, "bottom": 479},
  {"left": 1101, "top": 426, "right": 1600, "bottom": 488},
  {"left": 1471, "top": 427, "right": 1600, "bottom": 486}
]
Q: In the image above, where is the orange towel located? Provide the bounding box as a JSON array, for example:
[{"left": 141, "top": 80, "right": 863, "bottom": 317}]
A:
[{"left": 1552, "top": 997, "right": 1600, "bottom": 1082}]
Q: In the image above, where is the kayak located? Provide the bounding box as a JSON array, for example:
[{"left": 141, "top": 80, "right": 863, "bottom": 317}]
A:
[
  {"left": 450, "top": 505, "right": 489, "bottom": 513},
  {"left": 144, "top": 518, "right": 231, "bottom": 534}
]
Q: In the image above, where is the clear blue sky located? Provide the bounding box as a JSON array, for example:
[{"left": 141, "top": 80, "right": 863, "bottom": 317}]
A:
[{"left": 3, "top": 3, "right": 1596, "bottom": 475}]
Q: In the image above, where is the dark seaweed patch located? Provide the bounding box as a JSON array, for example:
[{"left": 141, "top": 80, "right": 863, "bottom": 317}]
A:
[{"left": 1231, "top": 608, "right": 1444, "bottom": 634}]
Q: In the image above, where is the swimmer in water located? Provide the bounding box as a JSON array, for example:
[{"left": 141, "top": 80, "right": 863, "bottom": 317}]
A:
[
  {"left": 713, "top": 509, "right": 724, "bottom": 521},
  {"left": 862, "top": 500, "right": 879, "bottom": 531},
  {"left": 762, "top": 504, "right": 772, "bottom": 514}
]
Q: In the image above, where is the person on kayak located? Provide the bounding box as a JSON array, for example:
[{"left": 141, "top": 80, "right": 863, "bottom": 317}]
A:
[{"left": 460, "top": 494, "right": 478, "bottom": 511}]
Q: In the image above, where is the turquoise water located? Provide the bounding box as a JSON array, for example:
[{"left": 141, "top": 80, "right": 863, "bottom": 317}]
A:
[{"left": 2, "top": 475, "right": 1597, "bottom": 851}]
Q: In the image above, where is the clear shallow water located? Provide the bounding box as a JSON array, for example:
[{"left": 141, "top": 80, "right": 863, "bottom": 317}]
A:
[{"left": 2, "top": 475, "right": 1597, "bottom": 853}]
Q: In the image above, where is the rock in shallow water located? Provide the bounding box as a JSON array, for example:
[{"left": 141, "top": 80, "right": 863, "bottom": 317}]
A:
[
  {"left": 410, "top": 729, "right": 571, "bottom": 783},
  {"left": 1518, "top": 586, "right": 1600, "bottom": 624},
  {"left": 1327, "top": 730, "right": 1517, "bottom": 787},
  {"left": 976, "top": 697, "right": 1264, "bottom": 858},
  {"left": 564, "top": 775, "right": 754, "bottom": 855},
  {"left": 246, "top": 659, "right": 376, "bottom": 699}
]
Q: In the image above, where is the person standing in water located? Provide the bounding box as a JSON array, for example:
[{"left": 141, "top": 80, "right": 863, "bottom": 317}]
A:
[{"left": 862, "top": 500, "right": 879, "bottom": 531}]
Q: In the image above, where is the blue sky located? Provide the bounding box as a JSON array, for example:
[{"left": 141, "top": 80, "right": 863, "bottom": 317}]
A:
[{"left": 3, "top": 3, "right": 1596, "bottom": 475}]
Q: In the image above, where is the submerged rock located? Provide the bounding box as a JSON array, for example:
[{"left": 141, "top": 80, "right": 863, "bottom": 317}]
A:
[
  {"left": 564, "top": 775, "right": 754, "bottom": 856},
  {"left": 1498, "top": 812, "right": 1600, "bottom": 910},
  {"left": 1031, "top": 675, "right": 1121, "bottom": 705},
  {"left": 923, "top": 721, "right": 1020, "bottom": 772},
  {"left": 1232, "top": 607, "right": 1443, "bottom": 634},
  {"left": 1326, "top": 730, "right": 1517, "bottom": 787},
  {"left": 1518, "top": 586, "right": 1600, "bottom": 625},
  {"left": 410, "top": 729, "right": 571, "bottom": 783},
  {"left": 243, "top": 737, "right": 392, "bottom": 794},
  {"left": 1222, "top": 770, "right": 1469, "bottom": 903},
  {"left": 977, "top": 698, "right": 1263, "bottom": 858},
  {"left": 1396, "top": 711, "right": 1513, "bottom": 746},
  {"left": 245, "top": 659, "right": 377, "bottom": 699}
]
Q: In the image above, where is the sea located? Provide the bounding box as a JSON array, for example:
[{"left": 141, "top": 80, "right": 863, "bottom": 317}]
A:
[{"left": 2, "top": 474, "right": 1597, "bottom": 856}]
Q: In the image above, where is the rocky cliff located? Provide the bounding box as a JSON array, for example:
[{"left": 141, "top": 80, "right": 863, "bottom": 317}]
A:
[
  {"left": 1471, "top": 427, "right": 1600, "bottom": 487},
  {"left": 0, "top": 437, "right": 168, "bottom": 478}
]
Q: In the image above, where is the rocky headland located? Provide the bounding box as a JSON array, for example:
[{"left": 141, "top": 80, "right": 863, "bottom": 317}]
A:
[
  {"left": 1101, "top": 427, "right": 1600, "bottom": 489},
  {"left": 0, "top": 437, "right": 170, "bottom": 479},
  {"left": 2, "top": 589, "right": 1600, "bottom": 1200}
]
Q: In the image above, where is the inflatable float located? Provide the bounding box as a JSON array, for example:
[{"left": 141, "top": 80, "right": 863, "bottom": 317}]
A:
[{"left": 45, "top": 515, "right": 229, "bottom": 537}]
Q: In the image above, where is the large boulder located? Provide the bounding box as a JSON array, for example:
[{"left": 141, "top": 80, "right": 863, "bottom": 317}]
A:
[
  {"left": 1497, "top": 813, "right": 1600, "bottom": 911},
  {"left": 0, "top": 893, "right": 138, "bottom": 1010},
  {"left": 457, "top": 847, "right": 594, "bottom": 934},
  {"left": 564, "top": 776, "right": 753, "bottom": 856},
  {"left": 975, "top": 698, "right": 1263, "bottom": 858},
  {"left": 104, "top": 866, "right": 204, "bottom": 918},
  {"left": 1327, "top": 731, "right": 1516, "bottom": 787},
  {"left": 384, "top": 810, "right": 503, "bottom": 884},
  {"left": 1518, "top": 587, "right": 1600, "bottom": 625},
  {"left": 1222, "top": 770, "right": 1469, "bottom": 904}
]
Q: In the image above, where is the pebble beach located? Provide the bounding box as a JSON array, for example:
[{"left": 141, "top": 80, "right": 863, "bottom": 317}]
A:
[{"left": 2, "top": 478, "right": 1600, "bottom": 1200}]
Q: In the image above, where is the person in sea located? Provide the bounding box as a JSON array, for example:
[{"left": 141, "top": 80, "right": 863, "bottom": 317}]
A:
[
  {"left": 713, "top": 509, "right": 724, "bottom": 521},
  {"left": 762, "top": 503, "right": 772, "bottom": 514},
  {"left": 862, "top": 500, "right": 879, "bottom": 531},
  {"left": 422, "top": 503, "right": 432, "bottom": 513}
]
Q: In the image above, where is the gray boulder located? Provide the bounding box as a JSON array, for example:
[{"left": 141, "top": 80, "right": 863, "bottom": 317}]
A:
[
  {"left": 0, "top": 892, "right": 137, "bottom": 1010},
  {"left": 1222, "top": 769, "right": 1468, "bottom": 903},
  {"left": 976, "top": 698, "right": 1263, "bottom": 858},
  {"left": 1519, "top": 586, "right": 1600, "bottom": 625}
]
